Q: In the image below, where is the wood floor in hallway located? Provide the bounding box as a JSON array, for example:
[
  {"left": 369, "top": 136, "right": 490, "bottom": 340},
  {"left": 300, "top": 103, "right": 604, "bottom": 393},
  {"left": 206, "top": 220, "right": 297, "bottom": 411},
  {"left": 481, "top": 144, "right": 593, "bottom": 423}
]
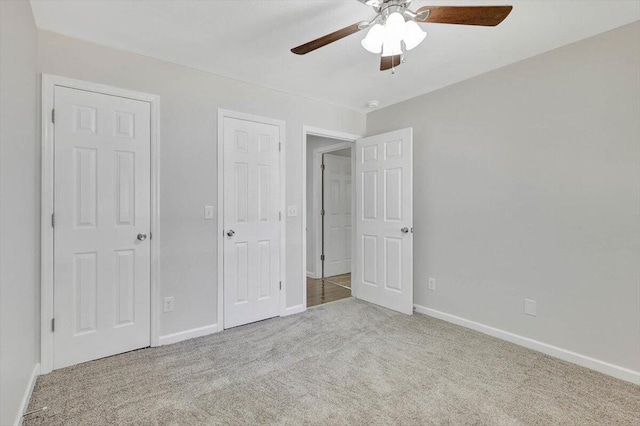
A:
[{"left": 307, "top": 273, "right": 351, "bottom": 307}]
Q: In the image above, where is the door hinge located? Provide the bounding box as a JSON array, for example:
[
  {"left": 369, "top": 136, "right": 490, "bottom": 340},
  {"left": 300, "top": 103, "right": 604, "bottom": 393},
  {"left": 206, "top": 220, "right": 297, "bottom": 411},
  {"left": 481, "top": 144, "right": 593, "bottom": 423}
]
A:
[
  {"left": 51, "top": 109, "right": 55, "bottom": 124},
  {"left": 51, "top": 213, "right": 55, "bottom": 228},
  {"left": 51, "top": 318, "right": 55, "bottom": 332},
  {"left": 321, "top": 164, "right": 325, "bottom": 171},
  {"left": 321, "top": 209, "right": 325, "bottom": 216},
  {"left": 279, "top": 281, "right": 282, "bottom": 290},
  {"left": 320, "top": 254, "right": 325, "bottom": 261}
]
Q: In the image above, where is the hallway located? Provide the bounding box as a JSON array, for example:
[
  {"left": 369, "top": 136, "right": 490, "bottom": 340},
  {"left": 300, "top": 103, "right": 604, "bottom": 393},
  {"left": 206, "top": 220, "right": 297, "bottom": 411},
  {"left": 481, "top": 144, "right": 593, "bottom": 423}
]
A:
[{"left": 306, "top": 274, "right": 351, "bottom": 307}]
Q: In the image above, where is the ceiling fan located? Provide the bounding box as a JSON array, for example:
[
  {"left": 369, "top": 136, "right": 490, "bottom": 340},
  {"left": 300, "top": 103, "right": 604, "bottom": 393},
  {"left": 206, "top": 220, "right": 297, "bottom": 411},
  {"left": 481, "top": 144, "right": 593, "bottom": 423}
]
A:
[{"left": 291, "top": 1, "right": 513, "bottom": 72}]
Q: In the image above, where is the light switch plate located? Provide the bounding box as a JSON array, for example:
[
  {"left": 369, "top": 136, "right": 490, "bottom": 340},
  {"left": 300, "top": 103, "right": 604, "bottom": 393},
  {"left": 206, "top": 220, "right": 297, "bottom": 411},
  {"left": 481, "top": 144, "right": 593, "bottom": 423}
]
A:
[
  {"left": 204, "top": 206, "right": 214, "bottom": 220},
  {"left": 524, "top": 299, "right": 537, "bottom": 316},
  {"left": 287, "top": 205, "right": 298, "bottom": 217}
]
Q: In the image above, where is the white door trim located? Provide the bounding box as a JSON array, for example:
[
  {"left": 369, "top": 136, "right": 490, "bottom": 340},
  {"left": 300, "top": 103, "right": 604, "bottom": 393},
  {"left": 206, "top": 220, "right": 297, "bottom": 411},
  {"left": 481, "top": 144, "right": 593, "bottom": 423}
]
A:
[
  {"left": 40, "top": 74, "right": 161, "bottom": 374},
  {"left": 217, "top": 109, "right": 286, "bottom": 329},
  {"left": 302, "top": 126, "right": 361, "bottom": 309},
  {"left": 311, "top": 142, "right": 353, "bottom": 280}
]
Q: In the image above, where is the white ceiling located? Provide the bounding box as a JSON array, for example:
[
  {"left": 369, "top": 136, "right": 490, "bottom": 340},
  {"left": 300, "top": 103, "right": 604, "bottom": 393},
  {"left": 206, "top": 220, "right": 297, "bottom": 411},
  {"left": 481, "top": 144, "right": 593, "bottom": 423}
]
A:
[{"left": 30, "top": 0, "right": 640, "bottom": 112}]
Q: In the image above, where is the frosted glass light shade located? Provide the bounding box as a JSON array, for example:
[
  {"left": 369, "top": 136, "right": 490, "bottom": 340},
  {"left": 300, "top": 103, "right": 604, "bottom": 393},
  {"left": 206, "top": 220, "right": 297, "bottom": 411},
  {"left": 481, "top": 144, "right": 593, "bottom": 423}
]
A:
[
  {"left": 361, "top": 23, "right": 385, "bottom": 54},
  {"left": 403, "top": 20, "right": 426, "bottom": 50},
  {"left": 382, "top": 40, "right": 402, "bottom": 57},
  {"left": 381, "top": 12, "right": 405, "bottom": 57},
  {"left": 384, "top": 12, "right": 406, "bottom": 43}
]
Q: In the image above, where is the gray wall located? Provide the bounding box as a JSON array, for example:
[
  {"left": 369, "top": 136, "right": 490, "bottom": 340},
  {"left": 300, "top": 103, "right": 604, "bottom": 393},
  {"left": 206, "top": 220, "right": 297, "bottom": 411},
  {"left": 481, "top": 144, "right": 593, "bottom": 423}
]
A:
[
  {"left": 38, "top": 31, "right": 365, "bottom": 336},
  {"left": 367, "top": 22, "right": 640, "bottom": 372},
  {"left": 331, "top": 148, "right": 351, "bottom": 157},
  {"left": 0, "top": 1, "right": 40, "bottom": 424}
]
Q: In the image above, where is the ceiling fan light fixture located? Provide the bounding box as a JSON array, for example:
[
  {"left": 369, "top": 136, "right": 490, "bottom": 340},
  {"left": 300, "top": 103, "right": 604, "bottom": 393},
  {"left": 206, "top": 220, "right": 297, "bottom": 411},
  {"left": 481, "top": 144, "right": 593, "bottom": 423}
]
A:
[
  {"left": 361, "top": 23, "right": 385, "bottom": 54},
  {"left": 365, "top": 11, "right": 426, "bottom": 58},
  {"left": 403, "top": 20, "right": 426, "bottom": 50}
]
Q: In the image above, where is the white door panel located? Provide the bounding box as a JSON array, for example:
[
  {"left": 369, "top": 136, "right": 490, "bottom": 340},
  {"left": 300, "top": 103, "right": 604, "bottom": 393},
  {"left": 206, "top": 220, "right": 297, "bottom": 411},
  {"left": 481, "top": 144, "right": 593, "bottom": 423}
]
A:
[
  {"left": 223, "top": 117, "right": 281, "bottom": 328},
  {"left": 355, "top": 129, "right": 413, "bottom": 314},
  {"left": 323, "top": 154, "right": 352, "bottom": 277},
  {"left": 54, "top": 87, "right": 151, "bottom": 369}
]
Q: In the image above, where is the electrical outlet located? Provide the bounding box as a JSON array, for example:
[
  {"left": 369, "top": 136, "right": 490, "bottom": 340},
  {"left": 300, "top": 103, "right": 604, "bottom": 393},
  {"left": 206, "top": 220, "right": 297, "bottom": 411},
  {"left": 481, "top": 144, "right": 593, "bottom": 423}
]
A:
[
  {"left": 524, "top": 299, "right": 536, "bottom": 316},
  {"left": 428, "top": 278, "right": 436, "bottom": 291},
  {"left": 163, "top": 297, "right": 175, "bottom": 313},
  {"left": 204, "top": 206, "right": 214, "bottom": 220},
  {"left": 287, "top": 205, "right": 298, "bottom": 217}
]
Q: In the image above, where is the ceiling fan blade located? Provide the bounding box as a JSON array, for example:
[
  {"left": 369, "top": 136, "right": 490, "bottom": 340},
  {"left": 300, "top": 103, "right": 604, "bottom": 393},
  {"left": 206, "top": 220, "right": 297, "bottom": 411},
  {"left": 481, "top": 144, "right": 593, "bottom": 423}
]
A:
[
  {"left": 380, "top": 55, "right": 402, "bottom": 71},
  {"left": 415, "top": 6, "right": 513, "bottom": 26},
  {"left": 291, "top": 23, "right": 363, "bottom": 55}
]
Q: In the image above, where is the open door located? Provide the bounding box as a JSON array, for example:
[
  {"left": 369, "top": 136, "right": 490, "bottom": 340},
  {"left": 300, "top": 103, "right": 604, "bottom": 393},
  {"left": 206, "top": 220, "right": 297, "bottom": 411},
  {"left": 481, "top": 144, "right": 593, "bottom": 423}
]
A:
[
  {"left": 354, "top": 128, "right": 413, "bottom": 314},
  {"left": 322, "top": 153, "right": 352, "bottom": 278}
]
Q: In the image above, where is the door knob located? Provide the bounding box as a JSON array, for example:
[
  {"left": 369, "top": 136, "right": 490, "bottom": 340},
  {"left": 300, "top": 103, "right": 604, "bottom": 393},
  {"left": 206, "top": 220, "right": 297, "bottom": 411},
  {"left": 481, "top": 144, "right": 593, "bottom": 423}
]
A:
[
  {"left": 401, "top": 227, "right": 409, "bottom": 234},
  {"left": 227, "top": 229, "right": 235, "bottom": 237},
  {"left": 137, "top": 233, "right": 147, "bottom": 241}
]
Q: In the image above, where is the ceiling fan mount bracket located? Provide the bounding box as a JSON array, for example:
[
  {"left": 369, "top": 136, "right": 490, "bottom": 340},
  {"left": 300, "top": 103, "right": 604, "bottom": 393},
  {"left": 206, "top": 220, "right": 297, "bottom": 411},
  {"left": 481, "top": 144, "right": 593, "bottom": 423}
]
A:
[
  {"left": 377, "top": 1, "right": 411, "bottom": 19},
  {"left": 362, "top": 0, "right": 411, "bottom": 10}
]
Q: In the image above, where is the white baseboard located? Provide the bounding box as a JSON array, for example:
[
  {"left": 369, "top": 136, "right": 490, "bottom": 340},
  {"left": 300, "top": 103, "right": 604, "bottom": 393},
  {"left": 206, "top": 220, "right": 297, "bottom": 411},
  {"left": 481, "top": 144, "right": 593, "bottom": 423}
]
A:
[
  {"left": 15, "top": 363, "right": 40, "bottom": 426},
  {"left": 282, "top": 304, "right": 306, "bottom": 316},
  {"left": 306, "top": 271, "right": 318, "bottom": 279},
  {"left": 414, "top": 305, "right": 640, "bottom": 385},
  {"left": 158, "top": 324, "right": 219, "bottom": 346}
]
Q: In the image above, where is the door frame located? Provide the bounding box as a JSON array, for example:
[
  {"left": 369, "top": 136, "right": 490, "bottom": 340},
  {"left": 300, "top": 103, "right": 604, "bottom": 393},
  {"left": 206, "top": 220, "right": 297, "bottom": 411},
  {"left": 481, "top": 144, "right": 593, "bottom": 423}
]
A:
[
  {"left": 40, "top": 74, "right": 161, "bottom": 374},
  {"left": 311, "top": 143, "right": 353, "bottom": 280},
  {"left": 302, "top": 126, "right": 361, "bottom": 309},
  {"left": 217, "top": 109, "right": 286, "bottom": 330}
]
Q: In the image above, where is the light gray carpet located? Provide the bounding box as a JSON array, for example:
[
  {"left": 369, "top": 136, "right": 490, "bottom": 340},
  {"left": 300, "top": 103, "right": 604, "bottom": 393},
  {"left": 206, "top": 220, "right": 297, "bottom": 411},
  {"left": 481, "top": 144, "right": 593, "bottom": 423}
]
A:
[{"left": 25, "top": 298, "right": 640, "bottom": 425}]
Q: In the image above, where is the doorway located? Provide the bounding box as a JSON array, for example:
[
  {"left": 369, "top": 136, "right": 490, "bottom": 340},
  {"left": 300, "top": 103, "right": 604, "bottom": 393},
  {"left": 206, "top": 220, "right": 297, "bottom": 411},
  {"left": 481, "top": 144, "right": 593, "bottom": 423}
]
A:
[
  {"left": 302, "top": 126, "right": 414, "bottom": 314},
  {"left": 304, "top": 131, "right": 357, "bottom": 308}
]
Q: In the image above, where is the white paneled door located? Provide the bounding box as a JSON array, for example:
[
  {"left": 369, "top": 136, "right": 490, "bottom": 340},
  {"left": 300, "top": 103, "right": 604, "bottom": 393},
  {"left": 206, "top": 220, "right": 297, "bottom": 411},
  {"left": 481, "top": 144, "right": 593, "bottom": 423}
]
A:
[
  {"left": 323, "top": 153, "right": 352, "bottom": 277},
  {"left": 223, "top": 117, "right": 281, "bottom": 329},
  {"left": 53, "top": 87, "right": 151, "bottom": 369},
  {"left": 355, "top": 129, "right": 413, "bottom": 314}
]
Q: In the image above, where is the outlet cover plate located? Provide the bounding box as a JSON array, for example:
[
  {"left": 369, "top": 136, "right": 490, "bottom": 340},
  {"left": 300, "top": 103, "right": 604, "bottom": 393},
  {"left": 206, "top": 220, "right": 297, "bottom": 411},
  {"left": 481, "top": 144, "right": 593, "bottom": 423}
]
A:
[
  {"left": 524, "top": 299, "right": 536, "bottom": 316},
  {"left": 164, "top": 297, "right": 175, "bottom": 313},
  {"left": 428, "top": 278, "right": 436, "bottom": 291}
]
